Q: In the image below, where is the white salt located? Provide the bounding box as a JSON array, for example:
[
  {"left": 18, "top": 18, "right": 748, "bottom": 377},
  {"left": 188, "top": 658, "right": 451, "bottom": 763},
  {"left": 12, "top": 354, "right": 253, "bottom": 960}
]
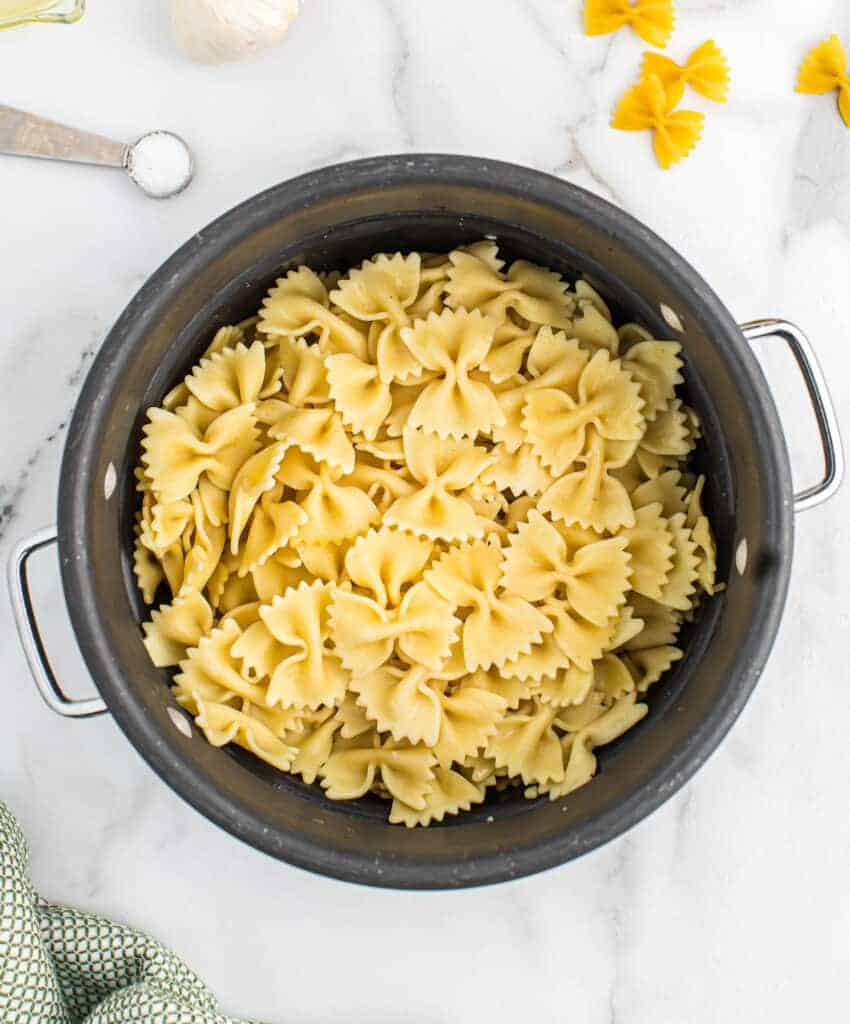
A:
[{"left": 127, "top": 131, "right": 194, "bottom": 199}]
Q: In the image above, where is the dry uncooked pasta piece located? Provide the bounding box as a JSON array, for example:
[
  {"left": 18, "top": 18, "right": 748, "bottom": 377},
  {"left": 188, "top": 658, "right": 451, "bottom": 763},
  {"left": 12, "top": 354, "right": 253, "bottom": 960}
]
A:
[
  {"left": 796, "top": 34, "right": 850, "bottom": 128},
  {"left": 612, "top": 75, "right": 704, "bottom": 170},
  {"left": 584, "top": 0, "right": 675, "bottom": 49},
  {"left": 641, "top": 40, "right": 731, "bottom": 103}
]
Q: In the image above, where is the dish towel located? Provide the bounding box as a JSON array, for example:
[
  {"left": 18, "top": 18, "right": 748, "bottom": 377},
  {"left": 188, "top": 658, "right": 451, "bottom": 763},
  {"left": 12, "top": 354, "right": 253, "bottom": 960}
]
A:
[{"left": 0, "top": 802, "right": 253, "bottom": 1024}]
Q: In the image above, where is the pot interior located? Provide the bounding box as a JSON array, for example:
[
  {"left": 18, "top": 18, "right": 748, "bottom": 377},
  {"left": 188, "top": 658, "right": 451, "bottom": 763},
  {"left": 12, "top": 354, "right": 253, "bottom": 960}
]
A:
[{"left": 61, "top": 158, "right": 792, "bottom": 887}]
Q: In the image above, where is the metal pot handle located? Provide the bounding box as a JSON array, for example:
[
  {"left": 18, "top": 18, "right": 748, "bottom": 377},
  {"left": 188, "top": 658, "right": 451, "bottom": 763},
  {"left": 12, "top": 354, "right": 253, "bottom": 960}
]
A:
[
  {"left": 7, "top": 525, "right": 107, "bottom": 718},
  {"left": 741, "top": 319, "right": 844, "bottom": 513}
]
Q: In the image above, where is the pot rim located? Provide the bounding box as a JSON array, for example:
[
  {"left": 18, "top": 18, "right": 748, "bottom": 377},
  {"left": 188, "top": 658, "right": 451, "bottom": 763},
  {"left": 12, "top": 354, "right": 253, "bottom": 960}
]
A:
[{"left": 58, "top": 154, "right": 793, "bottom": 888}]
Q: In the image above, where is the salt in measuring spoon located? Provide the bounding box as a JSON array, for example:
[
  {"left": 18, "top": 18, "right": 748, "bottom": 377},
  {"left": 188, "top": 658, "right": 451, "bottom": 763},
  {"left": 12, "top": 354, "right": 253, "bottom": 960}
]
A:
[{"left": 0, "top": 103, "right": 194, "bottom": 198}]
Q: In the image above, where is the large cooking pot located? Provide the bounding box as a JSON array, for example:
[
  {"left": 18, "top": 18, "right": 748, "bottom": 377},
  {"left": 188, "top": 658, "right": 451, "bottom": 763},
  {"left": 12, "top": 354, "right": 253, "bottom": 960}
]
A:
[{"left": 8, "top": 156, "right": 843, "bottom": 889}]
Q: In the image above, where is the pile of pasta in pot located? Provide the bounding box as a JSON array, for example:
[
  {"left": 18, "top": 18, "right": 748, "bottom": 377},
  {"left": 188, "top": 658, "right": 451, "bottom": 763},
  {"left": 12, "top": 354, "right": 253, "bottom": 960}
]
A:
[{"left": 134, "top": 241, "right": 719, "bottom": 827}]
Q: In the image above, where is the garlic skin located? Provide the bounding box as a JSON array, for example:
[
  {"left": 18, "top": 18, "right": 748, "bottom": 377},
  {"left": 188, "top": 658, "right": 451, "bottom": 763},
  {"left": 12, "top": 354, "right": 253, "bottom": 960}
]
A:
[{"left": 170, "top": 0, "right": 300, "bottom": 65}]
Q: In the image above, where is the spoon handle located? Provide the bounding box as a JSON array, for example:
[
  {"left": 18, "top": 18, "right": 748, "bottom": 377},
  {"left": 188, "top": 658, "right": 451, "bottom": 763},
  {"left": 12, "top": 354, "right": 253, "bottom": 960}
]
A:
[{"left": 0, "top": 104, "right": 128, "bottom": 169}]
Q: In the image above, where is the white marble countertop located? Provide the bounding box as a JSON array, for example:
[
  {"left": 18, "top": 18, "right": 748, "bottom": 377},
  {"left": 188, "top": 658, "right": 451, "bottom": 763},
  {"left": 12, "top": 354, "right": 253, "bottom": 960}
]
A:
[{"left": 2, "top": 2, "right": 850, "bottom": 1021}]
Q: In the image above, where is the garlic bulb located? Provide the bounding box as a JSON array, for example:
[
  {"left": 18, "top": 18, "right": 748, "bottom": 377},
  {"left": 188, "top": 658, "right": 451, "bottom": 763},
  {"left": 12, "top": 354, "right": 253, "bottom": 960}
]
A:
[{"left": 170, "top": 0, "right": 299, "bottom": 65}]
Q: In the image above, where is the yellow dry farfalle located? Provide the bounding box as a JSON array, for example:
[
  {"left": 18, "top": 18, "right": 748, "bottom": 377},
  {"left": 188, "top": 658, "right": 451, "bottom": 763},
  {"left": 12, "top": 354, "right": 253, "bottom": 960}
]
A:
[
  {"left": 584, "top": 0, "right": 675, "bottom": 49},
  {"left": 796, "top": 34, "right": 850, "bottom": 129}
]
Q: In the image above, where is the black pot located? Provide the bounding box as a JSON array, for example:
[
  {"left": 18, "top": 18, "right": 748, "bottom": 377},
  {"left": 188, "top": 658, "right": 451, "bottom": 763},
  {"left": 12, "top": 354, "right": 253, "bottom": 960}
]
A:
[{"left": 9, "top": 156, "right": 842, "bottom": 889}]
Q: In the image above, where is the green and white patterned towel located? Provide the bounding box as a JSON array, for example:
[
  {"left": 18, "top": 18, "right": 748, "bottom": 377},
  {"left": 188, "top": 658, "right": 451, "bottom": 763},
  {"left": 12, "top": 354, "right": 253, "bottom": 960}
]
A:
[{"left": 0, "top": 802, "right": 255, "bottom": 1024}]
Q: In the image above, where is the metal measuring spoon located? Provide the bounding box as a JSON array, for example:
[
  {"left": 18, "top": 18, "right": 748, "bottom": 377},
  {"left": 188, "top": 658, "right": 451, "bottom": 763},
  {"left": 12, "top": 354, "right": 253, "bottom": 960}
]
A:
[{"left": 0, "top": 104, "right": 194, "bottom": 199}]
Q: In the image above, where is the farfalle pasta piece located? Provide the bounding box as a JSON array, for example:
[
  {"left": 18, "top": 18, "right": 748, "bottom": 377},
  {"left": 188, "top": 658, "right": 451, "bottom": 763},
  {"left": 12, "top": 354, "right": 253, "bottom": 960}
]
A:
[
  {"left": 331, "top": 253, "right": 423, "bottom": 383},
  {"left": 546, "top": 693, "right": 648, "bottom": 800},
  {"left": 277, "top": 448, "right": 379, "bottom": 544},
  {"left": 480, "top": 443, "right": 554, "bottom": 497},
  {"left": 344, "top": 527, "right": 432, "bottom": 607},
  {"left": 493, "top": 328, "right": 590, "bottom": 451},
  {"left": 481, "top": 320, "right": 537, "bottom": 383},
  {"left": 258, "top": 581, "right": 349, "bottom": 710},
  {"left": 134, "top": 531, "right": 164, "bottom": 605},
  {"left": 640, "top": 398, "right": 691, "bottom": 458},
  {"left": 295, "top": 539, "right": 350, "bottom": 583},
  {"left": 641, "top": 40, "right": 731, "bottom": 103},
  {"left": 239, "top": 489, "right": 306, "bottom": 577},
  {"left": 288, "top": 708, "right": 340, "bottom": 784},
  {"left": 612, "top": 75, "right": 704, "bottom": 170},
  {"left": 500, "top": 634, "right": 573, "bottom": 685},
  {"left": 540, "top": 428, "right": 636, "bottom": 533},
  {"left": 541, "top": 597, "right": 619, "bottom": 671},
  {"left": 194, "top": 699, "right": 296, "bottom": 772},
  {"left": 389, "top": 766, "right": 485, "bottom": 828},
  {"left": 142, "top": 590, "right": 214, "bottom": 668},
  {"left": 275, "top": 338, "right": 331, "bottom": 407},
  {"left": 185, "top": 341, "right": 273, "bottom": 411},
  {"left": 533, "top": 663, "right": 595, "bottom": 708},
  {"left": 325, "top": 353, "right": 392, "bottom": 441},
  {"left": 523, "top": 349, "right": 645, "bottom": 475},
  {"left": 330, "top": 582, "right": 460, "bottom": 676},
  {"left": 251, "top": 549, "right": 312, "bottom": 603},
  {"left": 142, "top": 404, "right": 260, "bottom": 503},
  {"left": 180, "top": 494, "right": 227, "bottom": 596},
  {"left": 400, "top": 308, "right": 504, "bottom": 438},
  {"left": 657, "top": 512, "right": 699, "bottom": 610},
  {"left": 621, "top": 595, "right": 681, "bottom": 652},
  {"left": 384, "top": 428, "right": 493, "bottom": 541},
  {"left": 463, "top": 668, "right": 533, "bottom": 710},
  {"left": 259, "top": 267, "right": 369, "bottom": 360},
  {"left": 622, "top": 644, "right": 683, "bottom": 692},
  {"left": 343, "top": 460, "right": 416, "bottom": 514},
  {"left": 228, "top": 442, "right": 289, "bottom": 554},
  {"left": 632, "top": 468, "right": 687, "bottom": 515},
  {"left": 621, "top": 341, "right": 683, "bottom": 421},
  {"left": 619, "top": 501, "right": 675, "bottom": 600},
  {"left": 426, "top": 540, "right": 553, "bottom": 671},
  {"left": 321, "top": 736, "right": 436, "bottom": 810},
  {"left": 445, "top": 250, "right": 575, "bottom": 330},
  {"left": 352, "top": 663, "right": 506, "bottom": 764},
  {"left": 584, "top": 0, "right": 674, "bottom": 49},
  {"left": 177, "top": 619, "right": 269, "bottom": 706},
  {"left": 486, "top": 700, "right": 564, "bottom": 786},
  {"left": 268, "top": 404, "right": 355, "bottom": 475},
  {"left": 501, "top": 511, "right": 631, "bottom": 626},
  {"left": 796, "top": 34, "right": 850, "bottom": 128}
]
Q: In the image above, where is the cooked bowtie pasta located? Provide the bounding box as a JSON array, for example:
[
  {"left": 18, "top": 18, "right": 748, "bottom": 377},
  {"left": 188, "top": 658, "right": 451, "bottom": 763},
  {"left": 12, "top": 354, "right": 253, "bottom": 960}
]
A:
[{"left": 134, "top": 242, "right": 719, "bottom": 827}]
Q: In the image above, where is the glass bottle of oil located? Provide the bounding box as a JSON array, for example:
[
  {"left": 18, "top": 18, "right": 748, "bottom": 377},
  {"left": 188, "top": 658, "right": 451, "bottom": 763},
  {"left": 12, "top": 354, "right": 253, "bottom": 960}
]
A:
[{"left": 0, "top": 0, "right": 85, "bottom": 29}]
